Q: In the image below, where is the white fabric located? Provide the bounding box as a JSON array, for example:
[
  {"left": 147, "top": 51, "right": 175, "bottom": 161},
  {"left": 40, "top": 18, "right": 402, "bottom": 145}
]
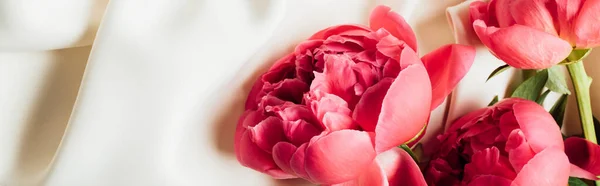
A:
[{"left": 0, "top": 0, "right": 596, "bottom": 186}]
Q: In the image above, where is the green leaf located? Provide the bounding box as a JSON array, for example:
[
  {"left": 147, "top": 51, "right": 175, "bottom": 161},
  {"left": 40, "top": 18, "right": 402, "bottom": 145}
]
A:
[
  {"left": 546, "top": 65, "right": 571, "bottom": 95},
  {"left": 487, "top": 64, "right": 510, "bottom": 82},
  {"left": 536, "top": 89, "right": 551, "bottom": 105},
  {"left": 550, "top": 94, "right": 568, "bottom": 128},
  {"left": 511, "top": 69, "right": 548, "bottom": 101},
  {"left": 568, "top": 177, "right": 588, "bottom": 186},
  {"left": 488, "top": 95, "right": 499, "bottom": 106},
  {"left": 399, "top": 144, "right": 419, "bottom": 163}
]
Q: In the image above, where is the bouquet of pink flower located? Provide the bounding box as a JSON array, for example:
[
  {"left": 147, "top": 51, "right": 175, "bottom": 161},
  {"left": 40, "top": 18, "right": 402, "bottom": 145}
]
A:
[{"left": 234, "top": 2, "right": 600, "bottom": 186}]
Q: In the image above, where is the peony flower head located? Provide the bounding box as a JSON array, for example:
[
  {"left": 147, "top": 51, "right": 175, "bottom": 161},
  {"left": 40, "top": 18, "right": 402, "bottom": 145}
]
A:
[
  {"left": 235, "top": 5, "right": 475, "bottom": 185},
  {"left": 470, "top": 0, "right": 600, "bottom": 69},
  {"left": 425, "top": 98, "right": 570, "bottom": 185}
]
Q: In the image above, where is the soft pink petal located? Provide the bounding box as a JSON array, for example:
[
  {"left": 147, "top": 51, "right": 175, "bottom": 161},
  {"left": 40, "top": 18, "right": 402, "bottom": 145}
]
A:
[
  {"left": 421, "top": 44, "right": 475, "bottom": 109},
  {"left": 328, "top": 161, "right": 388, "bottom": 186},
  {"left": 235, "top": 111, "right": 265, "bottom": 158},
  {"left": 564, "top": 137, "right": 600, "bottom": 179},
  {"left": 290, "top": 143, "right": 312, "bottom": 181},
  {"left": 473, "top": 20, "right": 571, "bottom": 69},
  {"left": 309, "top": 91, "right": 351, "bottom": 122},
  {"left": 570, "top": 164, "right": 599, "bottom": 180},
  {"left": 248, "top": 117, "right": 286, "bottom": 153},
  {"left": 505, "top": 129, "right": 536, "bottom": 172},
  {"left": 509, "top": 0, "right": 558, "bottom": 35},
  {"left": 309, "top": 25, "right": 372, "bottom": 40},
  {"left": 463, "top": 147, "right": 517, "bottom": 182},
  {"left": 511, "top": 147, "right": 570, "bottom": 186},
  {"left": 469, "top": 1, "right": 490, "bottom": 25},
  {"left": 468, "top": 175, "right": 512, "bottom": 186},
  {"left": 304, "top": 130, "right": 376, "bottom": 184},
  {"left": 283, "top": 120, "right": 321, "bottom": 146},
  {"left": 238, "top": 130, "right": 295, "bottom": 179},
  {"left": 511, "top": 100, "right": 564, "bottom": 152},
  {"left": 375, "top": 63, "right": 431, "bottom": 153},
  {"left": 377, "top": 148, "right": 427, "bottom": 186},
  {"left": 573, "top": 0, "right": 600, "bottom": 48},
  {"left": 352, "top": 78, "right": 393, "bottom": 132},
  {"left": 322, "top": 112, "right": 358, "bottom": 131},
  {"left": 556, "top": 0, "right": 585, "bottom": 46},
  {"left": 310, "top": 54, "right": 358, "bottom": 105},
  {"left": 369, "top": 5, "right": 418, "bottom": 52},
  {"left": 272, "top": 142, "right": 299, "bottom": 177},
  {"left": 493, "top": 0, "right": 516, "bottom": 27},
  {"left": 375, "top": 30, "right": 406, "bottom": 59}
]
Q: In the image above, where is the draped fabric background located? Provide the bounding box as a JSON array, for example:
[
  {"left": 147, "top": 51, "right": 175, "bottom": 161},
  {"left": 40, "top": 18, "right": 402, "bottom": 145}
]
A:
[{"left": 0, "top": 0, "right": 597, "bottom": 186}]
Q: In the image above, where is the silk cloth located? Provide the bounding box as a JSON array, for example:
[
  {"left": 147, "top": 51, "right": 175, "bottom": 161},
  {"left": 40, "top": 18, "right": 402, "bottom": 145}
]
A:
[{"left": 0, "top": 0, "right": 595, "bottom": 185}]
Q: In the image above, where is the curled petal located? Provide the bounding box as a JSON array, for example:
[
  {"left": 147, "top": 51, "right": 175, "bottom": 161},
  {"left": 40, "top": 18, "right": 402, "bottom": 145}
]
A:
[
  {"left": 272, "top": 142, "right": 299, "bottom": 177},
  {"left": 508, "top": 0, "right": 558, "bottom": 35},
  {"left": 564, "top": 137, "right": 600, "bottom": 179},
  {"left": 511, "top": 147, "right": 570, "bottom": 186},
  {"left": 305, "top": 130, "right": 376, "bottom": 184},
  {"left": 249, "top": 117, "right": 286, "bottom": 153},
  {"left": 378, "top": 148, "right": 427, "bottom": 186},
  {"left": 238, "top": 131, "right": 295, "bottom": 179},
  {"left": 421, "top": 44, "right": 475, "bottom": 109},
  {"left": 290, "top": 143, "right": 312, "bottom": 181},
  {"left": 353, "top": 78, "right": 393, "bottom": 132},
  {"left": 369, "top": 5, "right": 418, "bottom": 52},
  {"left": 329, "top": 161, "right": 388, "bottom": 186},
  {"left": 463, "top": 147, "right": 516, "bottom": 182},
  {"left": 492, "top": 0, "right": 516, "bottom": 28},
  {"left": 375, "top": 63, "right": 431, "bottom": 153},
  {"left": 473, "top": 20, "right": 571, "bottom": 69},
  {"left": 573, "top": 0, "right": 600, "bottom": 48},
  {"left": 505, "top": 129, "right": 535, "bottom": 172},
  {"left": 323, "top": 112, "right": 357, "bottom": 131},
  {"left": 556, "top": 0, "right": 585, "bottom": 45},
  {"left": 511, "top": 99, "right": 564, "bottom": 152},
  {"left": 311, "top": 55, "right": 358, "bottom": 105}
]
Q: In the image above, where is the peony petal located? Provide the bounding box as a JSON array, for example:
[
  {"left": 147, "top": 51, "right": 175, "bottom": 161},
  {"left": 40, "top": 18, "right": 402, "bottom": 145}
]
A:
[
  {"left": 505, "top": 129, "right": 536, "bottom": 172},
  {"left": 262, "top": 54, "right": 297, "bottom": 83},
  {"left": 469, "top": 1, "right": 490, "bottom": 25},
  {"left": 492, "top": 0, "right": 516, "bottom": 28},
  {"left": 463, "top": 147, "right": 517, "bottom": 182},
  {"left": 309, "top": 91, "right": 351, "bottom": 122},
  {"left": 283, "top": 120, "right": 321, "bottom": 146},
  {"left": 564, "top": 137, "right": 600, "bottom": 179},
  {"left": 328, "top": 161, "right": 388, "bottom": 186},
  {"left": 369, "top": 5, "right": 418, "bottom": 52},
  {"left": 310, "top": 54, "right": 358, "bottom": 106},
  {"left": 352, "top": 78, "right": 393, "bottom": 132},
  {"left": 511, "top": 147, "right": 570, "bottom": 186},
  {"left": 322, "top": 112, "right": 357, "bottom": 131},
  {"left": 570, "top": 164, "right": 599, "bottom": 180},
  {"left": 304, "top": 130, "right": 376, "bottom": 184},
  {"left": 272, "top": 142, "right": 299, "bottom": 177},
  {"left": 509, "top": 0, "right": 558, "bottom": 35},
  {"left": 237, "top": 130, "right": 295, "bottom": 179},
  {"left": 573, "top": 0, "right": 600, "bottom": 48},
  {"left": 375, "top": 63, "right": 431, "bottom": 153},
  {"left": 421, "top": 44, "right": 475, "bottom": 109},
  {"left": 248, "top": 117, "right": 286, "bottom": 153},
  {"left": 290, "top": 143, "right": 313, "bottom": 181},
  {"left": 511, "top": 99, "right": 564, "bottom": 152},
  {"left": 556, "top": 0, "right": 585, "bottom": 46},
  {"left": 468, "top": 175, "right": 512, "bottom": 186},
  {"left": 377, "top": 148, "right": 427, "bottom": 186},
  {"left": 473, "top": 20, "right": 571, "bottom": 69}
]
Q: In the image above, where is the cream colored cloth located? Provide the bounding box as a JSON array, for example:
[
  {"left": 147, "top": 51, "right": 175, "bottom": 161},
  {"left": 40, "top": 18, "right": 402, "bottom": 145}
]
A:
[{"left": 0, "top": 0, "right": 595, "bottom": 186}]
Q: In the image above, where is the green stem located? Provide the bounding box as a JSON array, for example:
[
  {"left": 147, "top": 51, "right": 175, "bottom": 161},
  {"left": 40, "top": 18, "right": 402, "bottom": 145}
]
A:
[
  {"left": 566, "top": 61, "right": 598, "bottom": 145},
  {"left": 399, "top": 144, "right": 419, "bottom": 163}
]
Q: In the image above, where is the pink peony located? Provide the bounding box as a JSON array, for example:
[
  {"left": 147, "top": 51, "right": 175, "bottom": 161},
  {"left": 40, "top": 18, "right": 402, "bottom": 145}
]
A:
[
  {"left": 470, "top": 0, "right": 600, "bottom": 69},
  {"left": 235, "top": 5, "right": 475, "bottom": 185},
  {"left": 424, "top": 98, "right": 600, "bottom": 186}
]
